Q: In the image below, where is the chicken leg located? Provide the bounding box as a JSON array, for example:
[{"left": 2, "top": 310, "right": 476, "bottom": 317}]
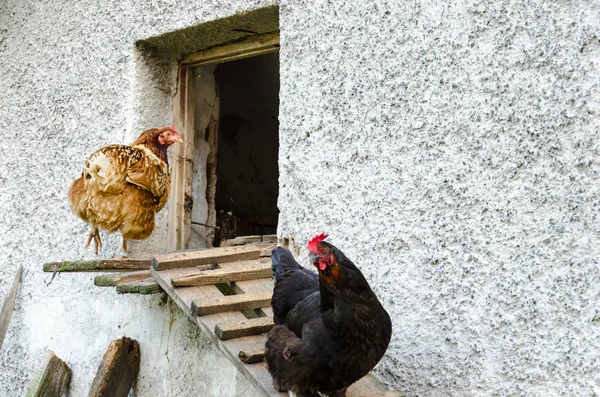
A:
[
  {"left": 84, "top": 226, "right": 102, "bottom": 255},
  {"left": 121, "top": 239, "right": 128, "bottom": 257}
]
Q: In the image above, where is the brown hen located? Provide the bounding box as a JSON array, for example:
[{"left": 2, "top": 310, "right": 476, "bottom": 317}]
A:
[{"left": 68, "top": 126, "right": 183, "bottom": 255}]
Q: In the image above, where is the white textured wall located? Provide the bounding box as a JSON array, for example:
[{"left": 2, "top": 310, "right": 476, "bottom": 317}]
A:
[
  {"left": 0, "top": 1, "right": 273, "bottom": 396},
  {"left": 278, "top": 0, "right": 600, "bottom": 396}
]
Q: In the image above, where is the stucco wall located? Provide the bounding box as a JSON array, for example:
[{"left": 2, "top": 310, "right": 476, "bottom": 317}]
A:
[
  {"left": 2, "top": 0, "right": 599, "bottom": 396},
  {"left": 0, "top": 1, "right": 274, "bottom": 396},
  {"left": 278, "top": 1, "right": 600, "bottom": 396}
]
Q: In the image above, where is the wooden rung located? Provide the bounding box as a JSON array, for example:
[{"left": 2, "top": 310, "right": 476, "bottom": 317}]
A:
[
  {"left": 43, "top": 259, "right": 151, "bottom": 272},
  {"left": 172, "top": 263, "right": 272, "bottom": 287},
  {"left": 94, "top": 270, "right": 152, "bottom": 287},
  {"left": 153, "top": 245, "right": 270, "bottom": 271},
  {"left": 191, "top": 291, "right": 272, "bottom": 316},
  {"left": 25, "top": 350, "right": 71, "bottom": 397},
  {"left": 116, "top": 279, "right": 162, "bottom": 295},
  {"left": 238, "top": 349, "right": 265, "bottom": 364},
  {"left": 215, "top": 317, "right": 274, "bottom": 340}
]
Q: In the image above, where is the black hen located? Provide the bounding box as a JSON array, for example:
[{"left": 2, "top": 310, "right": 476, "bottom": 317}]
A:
[{"left": 265, "top": 234, "right": 392, "bottom": 397}]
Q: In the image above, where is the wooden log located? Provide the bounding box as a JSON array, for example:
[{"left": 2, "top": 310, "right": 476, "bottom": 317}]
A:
[
  {"left": 43, "top": 259, "right": 151, "bottom": 273},
  {"left": 0, "top": 264, "right": 22, "bottom": 349},
  {"left": 87, "top": 337, "right": 140, "bottom": 397},
  {"left": 215, "top": 317, "right": 275, "bottom": 340},
  {"left": 191, "top": 291, "right": 272, "bottom": 316},
  {"left": 172, "top": 263, "right": 272, "bottom": 287},
  {"left": 238, "top": 349, "right": 265, "bottom": 364},
  {"left": 116, "top": 279, "right": 162, "bottom": 295},
  {"left": 25, "top": 350, "right": 71, "bottom": 397},
  {"left": 153, "top": 245, "right": 268, "bottom": 271},
  {"left": 94, "top": 270, "right": 152, "bottom": 287}
]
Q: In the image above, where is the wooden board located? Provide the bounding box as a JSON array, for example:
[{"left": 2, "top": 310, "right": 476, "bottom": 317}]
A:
[
  {"left": 215, "top": 317, "right": 275, "bottom": 340},
  {"left": 153, "top": 245, "right": 271, "bottom": 271},
  {"left": 94, "top": 270, "right": 152, "bottom": 286},
  {"left": 191, "top": 291, "right": 272, "bottom": 316},
  {"left": 172, "top": 262, "right": 272, "bottom": 286},
  {"left": 0, "top": 265, "right": 22, "bottom": 349}
]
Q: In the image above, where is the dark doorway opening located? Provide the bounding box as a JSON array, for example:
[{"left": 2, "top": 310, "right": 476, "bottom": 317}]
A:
[{"left": 213, "top": 52, "right": 279, "bottom": 244}]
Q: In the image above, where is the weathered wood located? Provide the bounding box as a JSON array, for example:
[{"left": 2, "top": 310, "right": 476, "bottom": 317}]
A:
[
  {"left": 358, "top": 391, "right": 406, "bottom": 397},
  {"left": 25, "top": 350, "right": 71, "bottom": 397},
  {"left": 221, "top": 235, "right": 263, "bottom": 247},
  {"left": 191, "top": 291, "right": 272, "bottom": 316},
  {"left": 167, "top": 65, "right": 196, "bottom": 251},
  {"left": 94, "top": 270, "right": 152, "bottom": 286},
  {"left": 43, "top": 259, "right": 151, "bottom": 272},
  {"left": 215, "top": 317, "right": 275, "bottom": 340},
  {"left": 238, "top": 349, "right": 265, "bottom": 364},
  {"left": 116, "top": 279, "right": 162, "bottom": 295},
  {"left": 172, "top": 262, "right": 272, "bottom": 287},
  {"left": 260, "top": 245, "right": 277, "bottom": 258},
  {"left": 0, "top": 264, "right": 22, "bottom": 349},
  {"left": 181, "top": 31, "right": 280, "bottom": 66},
  {"left": 153, "top": 245, "right": 268, "bottom": 271},
  {"left": 262, "top": 235, "right": 277, "bottom": 243},
  {"left": 87, "top": 337, "right": 140, "bottom": 397}
]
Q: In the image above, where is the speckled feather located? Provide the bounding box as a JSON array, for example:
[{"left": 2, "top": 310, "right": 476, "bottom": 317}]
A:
[{"left": 68, "top": 128, "right": 172, "bottom": 242}]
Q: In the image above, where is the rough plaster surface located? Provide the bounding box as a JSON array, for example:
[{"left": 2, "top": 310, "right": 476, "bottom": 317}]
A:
[
  {"left": 278, "top": 1, "right": 600, "bottom": 396},
  {"left": 0, "top": 1, "right": 274, "bottom": 396}
]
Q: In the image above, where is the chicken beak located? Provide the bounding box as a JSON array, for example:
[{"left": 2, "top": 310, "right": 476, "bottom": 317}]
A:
[{"left": 173, "top": 136, "right": 184, "bottom": 144}]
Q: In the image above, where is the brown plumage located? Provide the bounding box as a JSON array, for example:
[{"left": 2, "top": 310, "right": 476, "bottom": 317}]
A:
[
  {"left": 265, "top": 234, "right": 392, "bottom": 397},
  {"left": 68, "top": 126, "right": 183, "bottom": 254}
]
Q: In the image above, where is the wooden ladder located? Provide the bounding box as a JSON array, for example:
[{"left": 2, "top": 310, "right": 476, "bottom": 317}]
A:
[{"left": 151, "top": 243, "right": 404, "bottom": 397}]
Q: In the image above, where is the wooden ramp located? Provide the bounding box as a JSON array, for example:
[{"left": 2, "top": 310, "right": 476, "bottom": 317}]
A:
[{"left": 151, "top": 244, "right": 403, "bottom": 397}]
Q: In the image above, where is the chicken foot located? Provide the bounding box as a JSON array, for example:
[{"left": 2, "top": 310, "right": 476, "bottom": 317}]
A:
[{"left": 84, "top": 226, "right": 102, "bottom": 255}]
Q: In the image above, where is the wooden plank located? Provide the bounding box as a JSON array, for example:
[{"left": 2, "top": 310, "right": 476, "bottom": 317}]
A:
[
  {"left": 153, "top": 245, "right": 267, "bottom": 271},
  {"left": 167, "top": 65, "right": 195, "bottom": 251},
  {"left": 87, "top": 337, "right": 140, "bottom": 397},
  {"left": 0, "top": 264, "right": 22, "bottom": 349},
  {"left": 215, "top": 317, "right": 274, "bottom": 340},
  {"left": 25, "top": 350, "right": 71, "bottom": 397},
  {"left": 94, "top": 270, "right": 152, "bottom": 286},
  {"left": 116, "top": 279, "right": 162, "bottom": 295},
  {"left": 221, "top": 235, "right": 263, "bottom": 247},
  {"left": 181, "top": 31, "right": 280, "bottom": 66},
  {"left": 238, "top": 349, "right": 265, "bottom": 364},
  {"left": 260, "top": 245, "right": 277, "bottom": 258},
  {"left": 172, "top": 262, "right": 272, "bottom": 287},
  {"left": 43, "top": 259, "right": 151, "bottom": 272},
  {"left": 191, "top": 291, "right": 272, "bottom": 316}
]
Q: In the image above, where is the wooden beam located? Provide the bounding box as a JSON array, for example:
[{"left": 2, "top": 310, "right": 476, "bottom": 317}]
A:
[
  {"left": 25, "top": 350, "right": 71, "bottom": 397},
  {"left": 94, "top": 270, "right": 152, "bottom": 286},
  {"left": 153, "top": 245, "right": 267, "bottom": 271},
  {"left": 43, "top": 259, "right": 151, "bottom": 273},
  {"left": 215, "top": 317, "right": 274, "bottom": 340},
  {"left": 87, "top": 337, "right": 140, "bottom": 397},
  {"left": 238, "top": 349, "right": 265, "bottom": 364},
  {"left": 181, "top": 31, "right": 280, "bottom": 66},
  {"left": 172, "top": 263, "right": 272, "bottom": 287},
  {"left": 0, "top": 264, "right": 22, "bottom": 349},
  {"left": 191, "top": 291, "right": 272, "bottom": 316},
  {"left": 116, "top": 279, "right": 162, "bottom": 295},
  {"left": 167, "top": 65, "right": 196, "bottom": 251},
  {"left": 220, "top": 235, "right": 263, "bottom": 247}
]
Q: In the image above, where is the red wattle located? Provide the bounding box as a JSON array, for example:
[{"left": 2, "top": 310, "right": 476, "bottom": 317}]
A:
[{"left": 319, "top": 261, "right": 326, "bottom": 271}]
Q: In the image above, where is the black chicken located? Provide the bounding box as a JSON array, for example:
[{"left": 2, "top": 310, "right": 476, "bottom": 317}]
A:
[{"left": 265, "top": 233, "right": 392, "bottom": 397}]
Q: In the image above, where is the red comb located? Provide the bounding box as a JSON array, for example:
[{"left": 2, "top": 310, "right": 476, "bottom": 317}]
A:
[
  {"left": 307, "top": 233, "right": 329, "bottom": 253},
  {"left": 169, "top": 124, "right": 178, "bottom": 133}
]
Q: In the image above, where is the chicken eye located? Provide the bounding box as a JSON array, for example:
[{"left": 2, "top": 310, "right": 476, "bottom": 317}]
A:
[{"left": 321, "top": 247, "right": 327, "bottom": 254}]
